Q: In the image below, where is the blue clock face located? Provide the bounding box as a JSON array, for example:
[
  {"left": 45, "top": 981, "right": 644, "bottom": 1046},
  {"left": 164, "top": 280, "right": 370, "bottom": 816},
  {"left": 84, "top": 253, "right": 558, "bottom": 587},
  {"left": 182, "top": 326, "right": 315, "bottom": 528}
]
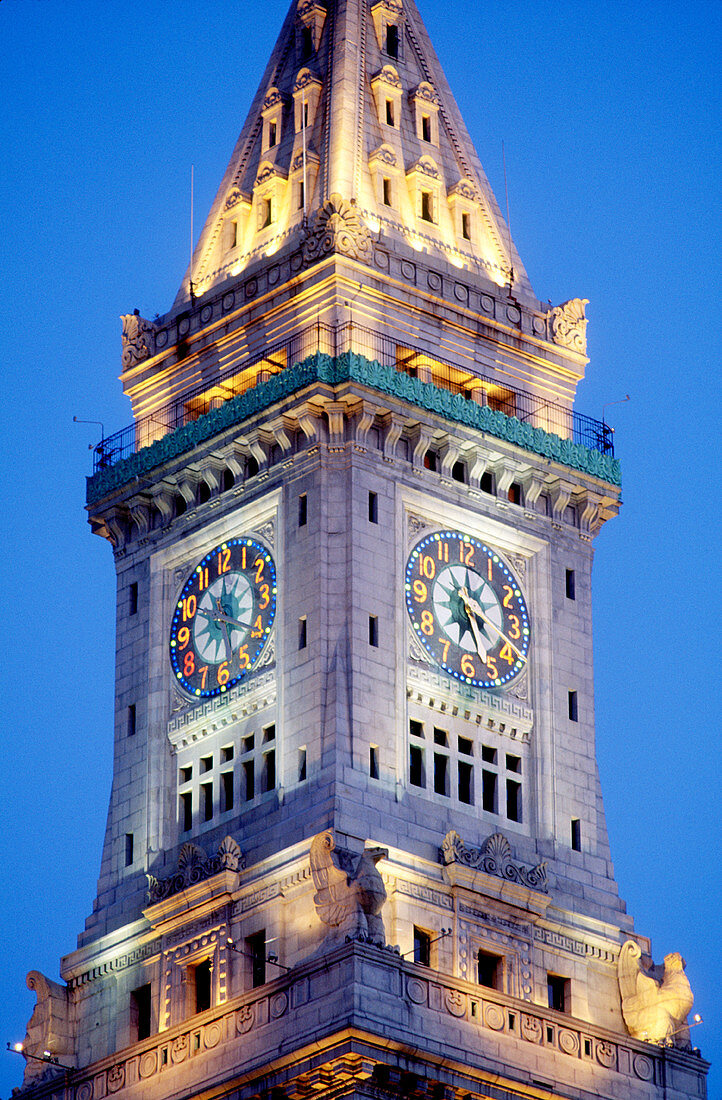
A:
[
  {"left": 405, "top": 531, "right": 530, "bottom": 689},
  {"left": 169, "top": 537, "right": 276, "bottom": 698}
]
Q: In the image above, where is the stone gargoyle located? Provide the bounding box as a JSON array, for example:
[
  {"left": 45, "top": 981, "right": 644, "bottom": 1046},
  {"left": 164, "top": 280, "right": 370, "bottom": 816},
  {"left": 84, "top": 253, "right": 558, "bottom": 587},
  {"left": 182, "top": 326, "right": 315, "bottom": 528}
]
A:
[
  {"left": 617, "top": 939, "right": 694, "bottom": 1047},
  {"left": 309, "top": 830, "right": 388, "bottom": 946}
]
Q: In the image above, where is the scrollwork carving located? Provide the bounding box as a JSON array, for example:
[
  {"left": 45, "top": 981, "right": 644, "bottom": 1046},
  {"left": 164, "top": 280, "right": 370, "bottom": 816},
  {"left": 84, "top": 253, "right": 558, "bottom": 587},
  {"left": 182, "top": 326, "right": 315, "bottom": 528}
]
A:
[
  {"left": 146, "top": 836, "right": 244, "bottom": 903},
  {"left": 440, "top": 830, "right": 548, "bottom": 893},
  {"left": 121, "top": 310, "right": 156, "bottom": 368},
  {"left": 550, "top": 298, "right": 589, "bottom": 354},
  {"left": 302, "top": 194, "right": 373, "bottom": 265}
]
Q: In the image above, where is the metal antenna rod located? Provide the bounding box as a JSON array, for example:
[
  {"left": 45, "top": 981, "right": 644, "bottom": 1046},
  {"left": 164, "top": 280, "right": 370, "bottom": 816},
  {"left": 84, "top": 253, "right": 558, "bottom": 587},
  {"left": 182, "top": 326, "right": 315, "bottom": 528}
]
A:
[
  {"left": 189, "top": 164, "right": 195, "bottom": 298},
  {"left": 502, "top": 140, "right": 514, "bottom": 289}
]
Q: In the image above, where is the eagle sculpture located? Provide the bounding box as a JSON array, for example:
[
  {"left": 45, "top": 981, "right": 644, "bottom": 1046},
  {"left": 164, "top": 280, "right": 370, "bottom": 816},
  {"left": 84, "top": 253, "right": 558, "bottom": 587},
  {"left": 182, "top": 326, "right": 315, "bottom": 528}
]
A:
[
  {"left": 617, "top": 939, "right": 694, "bottom": 1047},
  {"left": 310, "top": 831, "right": 388, "bottom": 946}
]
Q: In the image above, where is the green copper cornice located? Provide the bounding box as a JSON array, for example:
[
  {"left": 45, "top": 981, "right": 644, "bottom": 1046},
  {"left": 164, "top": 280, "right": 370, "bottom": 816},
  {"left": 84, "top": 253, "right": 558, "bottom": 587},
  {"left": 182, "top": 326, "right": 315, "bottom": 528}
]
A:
[{"left": 86, "top": 351, "right": 621, "bottom": 505}]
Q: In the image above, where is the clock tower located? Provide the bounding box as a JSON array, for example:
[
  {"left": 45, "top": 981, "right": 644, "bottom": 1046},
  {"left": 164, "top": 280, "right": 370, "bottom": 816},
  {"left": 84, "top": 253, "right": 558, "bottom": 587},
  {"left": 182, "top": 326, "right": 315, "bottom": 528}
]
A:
[{"left": 17, "top": 2, "right": 707, "bottom": 1100}]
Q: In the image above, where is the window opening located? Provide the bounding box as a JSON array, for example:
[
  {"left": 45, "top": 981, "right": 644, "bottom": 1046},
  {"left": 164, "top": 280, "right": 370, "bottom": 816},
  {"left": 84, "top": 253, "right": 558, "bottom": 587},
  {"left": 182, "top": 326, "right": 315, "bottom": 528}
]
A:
[
  {"left": 268, "top": 121, "right": 277, "bottom": 148},
  {"left": 200, "top": 754, "right": 213, "bottom": 773},
  {"left": 458, "top": 760, "right": 473, "bottom": 804},
  {"left": 421, "top": 114, "right": 431, "bottom": 142},
  {"left": 298, "top": 180, "right": 305, "bottom": 210},
  {"left": 247, "top": 931, "right": 267, "bottom": 987},
  {"left": 382, "top": 177, "right": 392, "bottom": 206},
  {"left": 298, "top": 747, "right": 307, "bottom": 782},
  {"left": 420, "top": 190, "right": 433, "bottom": 222},
  {"left": 508, "top": 482, "right": 522, "bottom": 505},
  {"left": 568, "top": 690, "right": 578, "bottom": 721},
  {"left": 368, "top": 491, "right": 378, "bottom": 523},
  {"left": 125, "top": 833, "right": 134, "bottom": 867},
  {"left": 127, "top": 703, "right": 136, "bottom": 737},
  {"left": 262, "top": 750, "right": 275, "bottom": 792},
  {"left": 547, "top": 974, "right": 570, "bottom": 1014},
  {"left": 180, "top": 791, "right": 192, "bottom": 832},
  {"left": 477, "top": 951, "right": 503, "bottom": 989},
  {"left": 130, "top": 984, "right": 152, "bottom": 1042},
  {"left": 451, "top": 460, "right": 466, "bottom": 483},
  {"left": 221, "top": 745, "right": 234, "bottom": 763},
  {"left": 413, "top": 926, "right": 431, "bottom": 966},
  {"left": 298, "top": 492, "right": 308, "bottom": 526},
  {"left": 506, "top": 778, "right": 521, "bottom": 822},
  {"left": 369, "top": 745, "right": 379, "bottom": 779},
  {"left": 298, "top": 616, "right": 308, "bottom": 649},
  {"left": 300, "top": 24, "right": 313, "bottom": 59},
  {"left": 566, "top": 569, "right": 576, "bottom": 600},
  {"left": 369, "top": 615, "right": 379, "bottom": 647},
  {"left": 261, "top": 197, "right": 273, "bottom": 228},
  {"left": 571, "top": 818, "right": 581, "bottom": 851},
  {"left": 194, "top": 960, "right": 212, "bottom": 1013},
  {"left": 461, "top": 212, "right": 471, "bottom": 240},
  {"left": 129, "top": 581, "right": 138, "bottom": 615},
  {"left": 243, "top": 759, "right": 255, "bottom": 801},
  {"left": 434, "top": 752, "right": 449, "bottom": 796},
  {"left": 222, "top": 772, "right": 234, "bottom": 813},
  {"left": 482, "top": 769, "right": 497, "bottom": 813},
  {"left": 480, "top": 471, "right": 494, "bottom": 494},
  {"left": 386, "top": 23, "right": 399, "bottom": 58},
  {"left": 201, "top": 781, "right": 213, "bottom": 822},
  {"left": 385, "top": 99, "right": 394, "bottom": 126},
  {"left": 410, "top": 744, "right": 425, "bottom": 788}
]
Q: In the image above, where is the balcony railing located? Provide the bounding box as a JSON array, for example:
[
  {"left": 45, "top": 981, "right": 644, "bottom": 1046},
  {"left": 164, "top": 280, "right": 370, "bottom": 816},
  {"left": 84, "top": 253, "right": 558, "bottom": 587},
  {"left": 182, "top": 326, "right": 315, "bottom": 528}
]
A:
[{"left": 93, "top": 321, "right": 614, "bottom": 472}]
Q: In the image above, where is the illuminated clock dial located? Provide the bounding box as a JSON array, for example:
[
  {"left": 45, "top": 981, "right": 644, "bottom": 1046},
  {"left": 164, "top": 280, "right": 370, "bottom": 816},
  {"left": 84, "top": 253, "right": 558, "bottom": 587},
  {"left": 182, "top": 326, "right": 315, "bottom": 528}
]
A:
[
  {"left": 405, "top": 531, "right": 530, "bottom": 689},
  {"left": 169, "top": 537, "right": 276, "bottom": 698}
]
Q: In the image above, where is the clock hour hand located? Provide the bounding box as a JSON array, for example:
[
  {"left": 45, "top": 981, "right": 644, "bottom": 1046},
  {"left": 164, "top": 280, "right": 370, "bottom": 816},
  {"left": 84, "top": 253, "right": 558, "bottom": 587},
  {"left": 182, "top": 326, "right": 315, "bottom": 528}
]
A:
[
  {"left": 195, "top": 606, "right": 251, "bottom": 632},
  {"left": 458, "top": 586, "right": 527, "bottom": 663}
]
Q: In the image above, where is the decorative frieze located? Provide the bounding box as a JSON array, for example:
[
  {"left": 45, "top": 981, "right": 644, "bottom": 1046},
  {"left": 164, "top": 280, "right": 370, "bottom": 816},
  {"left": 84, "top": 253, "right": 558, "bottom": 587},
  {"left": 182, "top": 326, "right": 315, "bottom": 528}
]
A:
[
  {"left": 146, "top": 837, "right": 243, "bottom": 904},
  {"left": 534, "top": 926, "right": 617, "bottom": 964},
  {"left": 394, "top": 879, "right": 453, "bottom": 911},
  {"left": 70, "top": 939, "right": 162, "bottom": 987}
]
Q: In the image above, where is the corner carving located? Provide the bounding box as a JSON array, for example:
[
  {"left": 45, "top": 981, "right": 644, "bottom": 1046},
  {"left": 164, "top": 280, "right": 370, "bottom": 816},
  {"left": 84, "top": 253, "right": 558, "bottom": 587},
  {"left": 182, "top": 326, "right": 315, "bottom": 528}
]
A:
[
  {"left": 121, "top": 310, "right": 157, "bottom": 368},
  {"left": 21, "top": 971, "right": 74, "bottom": 1084},
  {"left": 617, "top": 940, "right": 694, "bottom": 1047},
  {"left": 440, "top": 830, "right": 548, "bottom": 893},
  {"left": 550, "top": 298, "right": 589, "bottom": 354},
  {"left": 310, "top": 831, "right": 388, "bottom": 946},
  {"left": 146, "top": 836, "right": 244, "bottom": 903},
  {"left": 302, "top": 194, "right": 373, "bottom": 266}
]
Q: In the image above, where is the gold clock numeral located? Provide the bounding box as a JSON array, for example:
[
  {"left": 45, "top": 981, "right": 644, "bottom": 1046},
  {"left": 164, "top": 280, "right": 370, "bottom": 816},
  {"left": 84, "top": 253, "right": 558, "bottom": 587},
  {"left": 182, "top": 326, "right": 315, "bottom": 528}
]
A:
[
  {"left": 254, "top": 556, "right": 265, "bottom": 583},
  {"left": 177, "top": 626, "right": 190, "bottom": 649},
  {"left": 184, "top": 650, "right": 195, "bottom": 677},
  {"left": 420, "top": 610, "right": 434, "bottom": 635},
  {"left": 508, "top": 614, "right": 520, "bottom": 639},
  {"left": 197, "top": 566, "right": 209, "bottom": 590},
  {"left": 198, "top": 665, "right": 209, "bottom": 689},
  {"left": 502, "top": 585, "right": 514, "bottom": 607},
  {"left": 413, "top": 579, "right": 427, "bottom": 602},
  {"left": 499, "top": 643, "right": 515, "bottom": 665},
  {"left": 217, "top": 661, "right": 230, "bottom": 685},
  {"left": 437, "top": 541, "right": 449, "bottom": 562},
  {"left": 181, "top": 595, "right": 197, "bottom": 621},
  {"left": 486, "top": 655, "right": 498, "bottom": 678},
  {"left": 217, "top": 547, "right": 231, "bottom": 575},
  {"left": 460, "top": 653, "right": 475, "bottom": 677},
  {"left": 440, "top": 639, "right": 451, "bottom": 662},
  {"left": 250, "top": 615, "right": 263, "bottom": 638},
  {"left": 238, "top": 644, "right": 250, "bottom": 668},
  {"left": 259, "top": 583, "right": 270, "bottom": 609},
  {"left": 419, "top": 554, "right": 436, "bottom": 579}
]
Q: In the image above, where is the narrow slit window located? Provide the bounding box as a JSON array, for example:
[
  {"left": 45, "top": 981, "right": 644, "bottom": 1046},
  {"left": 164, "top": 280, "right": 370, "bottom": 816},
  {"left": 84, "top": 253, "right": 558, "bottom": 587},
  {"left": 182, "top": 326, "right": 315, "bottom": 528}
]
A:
[
  {"left": 300, "top": 24, "right": 313, "bottom": 59},
  {"left": 125, "top": 833, "right": 134, "bottom": 867},
  {"left": 369, "top": 745, "right": 379, "bottom": 779},
  {"left": 369, "top": 615, "right": 379, "bottom": 647},
  {"left": 413, "top": 926, "right": 431, "bottom": 966},
  {"left": 268, "top": 121, "right": 277, "bottom": 147},
  {"left": 458, "top": 760, "right": 473, "bottom": 805},
  {"left": 420, "top": 191, "right": 433, "bottom": 222},
  {"left": 480, "top": 470, "right": 494, "bottom": 494},
  {"left": 461, "top": 211, "right": 471, "bottom": 240},
  {"left": 262, "top": 750, "right": 275, "bottom": 793},
  {"left": 434, "top": 753, "right": 449, "bottom": 796},
  {"left": 566, "top": 569, "right": 576, "bottom": 600},
  {"left": 298, "top": 492, "right": 308, "bottom": 526},
  {"left": 130, "top": 984, "right": 151, "bottom": 1041},
  {"left": 568, "top": 690, "right": 578, "bottom": 722},
  {"left": 298, "top": 180, "right": 305, "bottom": 210},
  {"left": 421, "top": 114, "right": 431, "bottom": 142},
  {"left": 298, "top": 616, "right": 307, "bottom": 650},
  {"left": 246, "top": 931, "right": 266, "bottom": 988},
  {"left": 201, "top": 781, "right": 213, "bottom": 822},
  {"left": 221, "top": 772, "right": 234, "bottom": 813},
  {"left": 409, "top": 744, "right": 425, "bottom": 787},
  {"left": 243, "top": 759, "right": 255, "bottom": 801},
  {"left": 386, "top": 23, "right": 399, "bottom": 58},
  {"left": 194, "top": 960, "right": 212, "bottom": 1013},
  {"left": 382, "top": 177, "right": 392, "bottom": 206},
  {"left": 482, "top": 770, "right": 497, "bottom": 813},
  {"left": 385, "top": 99, "right": 395, "bottom": 126},
  {"left": 129, "top": 581, "right": 138, "bottom": 615},
  {"left": 298, "top": 747, "right": 307, "bottom": 782},
  {"left": 368, "top": 491, "right": 378, "bottom": 523},
  {"left": 261, "top": 197, "right": 273, "bottom": 228},
  {"left": 229, "top": 219, "right": 238, "bottom": 248},
  {"left": 571, "top": 818, "right": 581, "bottom": 851},
  {"left": 180, "top": 791, "right": 192, "bottom": 832},
  {"left": 127, "top": 703, "right": 136, "bottom": 738},
  {"left": 506, "top": 778, "right": 522, "bottom": 822}
]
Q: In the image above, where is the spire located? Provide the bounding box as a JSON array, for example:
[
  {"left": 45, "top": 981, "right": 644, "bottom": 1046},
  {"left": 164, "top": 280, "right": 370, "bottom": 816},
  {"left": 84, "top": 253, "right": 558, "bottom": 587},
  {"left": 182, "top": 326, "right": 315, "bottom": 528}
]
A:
[{"left": 174, "top": 0, "right": 533, "bottom": 311}]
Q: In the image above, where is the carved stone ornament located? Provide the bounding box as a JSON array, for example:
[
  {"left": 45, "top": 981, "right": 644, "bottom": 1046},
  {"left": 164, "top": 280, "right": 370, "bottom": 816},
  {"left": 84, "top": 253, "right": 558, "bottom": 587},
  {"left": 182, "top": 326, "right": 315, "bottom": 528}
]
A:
[
  {"left": 293, "top": 68, "right": 319, "bottom": 92},
  {"left": 309, "top": 831, "right": 388, "bottom": 946},
  {"left": 412, "top": 81, "right": 439, "bottom": 105},
  {"left": 21, "top": 971, "right": 74, "bottom": 1084},
  {"left": 410, "top": 156, "right": 440, "bottom": 180},
  {"left": 440, "top": 830, "right": 548, "bottom": 893},
  {"left": 370, "top": 143, "right": 398, "bottom": 167},
  {"left": 146, "top": 836, "right": 244, "bottom": 903},
  {"left": 448, "top": 179, "right": 480, "bottom": 204},
  {"left": 224, "top": 187, "right": 244, "bottom": 211},
  {"left": 121, "top": 310, "right": 157, "bottom": 368},
  {"left": 550, "top": 298, "right": 589, "bottom": 354},
  {"left": 263, "top": 87, "right": 284, "bottom": 111},
  {"left": 302, "top": 194, "right": 373, "bottom": 266},
  {"left": 375, "top": 64, "right": 402, "bottom": 89},
  {"left": 617, "top": 939, "right": 694, "bottom": 1047}
]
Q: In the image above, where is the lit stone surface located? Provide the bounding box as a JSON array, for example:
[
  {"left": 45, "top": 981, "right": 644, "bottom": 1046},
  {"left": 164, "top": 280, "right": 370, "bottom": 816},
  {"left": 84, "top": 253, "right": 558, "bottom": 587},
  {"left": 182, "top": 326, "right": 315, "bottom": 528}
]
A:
[{"left": 18, "top": 1, "right": 705, "bottom": 1099}]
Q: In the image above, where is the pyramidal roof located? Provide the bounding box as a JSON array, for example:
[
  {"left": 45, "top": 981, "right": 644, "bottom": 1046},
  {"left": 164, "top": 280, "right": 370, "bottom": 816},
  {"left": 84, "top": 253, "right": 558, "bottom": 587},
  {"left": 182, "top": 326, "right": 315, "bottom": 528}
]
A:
[{"left": 173, "top": 0, "right": 535, "bottom": 311}]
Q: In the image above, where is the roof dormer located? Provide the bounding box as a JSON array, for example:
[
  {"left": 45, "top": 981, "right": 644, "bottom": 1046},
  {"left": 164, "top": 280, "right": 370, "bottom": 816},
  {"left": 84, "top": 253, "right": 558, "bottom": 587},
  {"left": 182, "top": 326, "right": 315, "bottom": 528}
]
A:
[
  {"left": 410, "top": 82, "right": 440, "bottom": 146},
  {"left": 371, "top": 65, "right": 402, "bottom": 130},
  {"left": 296, "top": 0, "right": 327, "bottom": 64},
  {"left": 371, "top": 0, "right": 404, "bottom": 62},
  {"left": 261, "top": 87, "right": 286, "bottom": 154}
]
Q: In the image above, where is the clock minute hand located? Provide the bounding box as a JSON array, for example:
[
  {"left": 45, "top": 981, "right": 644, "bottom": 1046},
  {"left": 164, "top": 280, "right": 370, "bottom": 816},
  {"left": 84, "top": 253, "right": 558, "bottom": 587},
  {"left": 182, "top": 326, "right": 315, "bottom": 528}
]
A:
[
  {"left": 195, "top": 607, "right": 251, "bottom": 631},
  {"left": 459, "top": 586, "right": 527, "bottom": 664}
]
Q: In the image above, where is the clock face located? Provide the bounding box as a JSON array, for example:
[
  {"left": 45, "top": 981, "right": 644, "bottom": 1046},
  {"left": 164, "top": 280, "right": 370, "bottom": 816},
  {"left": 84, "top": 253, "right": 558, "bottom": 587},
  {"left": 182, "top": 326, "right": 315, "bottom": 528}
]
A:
[
  {"left": 405, "top": 530, "right": 530, "bottom": 689},
  {"left": 169, "top": 537, "right": 276, "bottom": 698}
]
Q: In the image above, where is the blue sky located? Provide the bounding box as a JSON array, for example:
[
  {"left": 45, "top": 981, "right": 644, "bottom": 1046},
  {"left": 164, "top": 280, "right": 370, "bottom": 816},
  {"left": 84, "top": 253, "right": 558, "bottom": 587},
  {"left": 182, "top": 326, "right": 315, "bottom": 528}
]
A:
[{"left": 1, "top": 0, "right": 720, "bottom": 1096}]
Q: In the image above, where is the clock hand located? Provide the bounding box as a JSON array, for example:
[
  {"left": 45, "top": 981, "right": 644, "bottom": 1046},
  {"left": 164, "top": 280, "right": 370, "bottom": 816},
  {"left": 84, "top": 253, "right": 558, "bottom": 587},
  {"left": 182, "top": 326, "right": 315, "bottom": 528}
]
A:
[
  {"left": 215, "top": 597, "right": 235, "bottom": 664},
  {"left": 463, "top": 601, "right": 486, "bottom": 657},
  {"left": 459, "top": 586, "right": 528, "bottom": 663},
  {"left": 195, "top": 607, "right": 251, "bottom": 631}
]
